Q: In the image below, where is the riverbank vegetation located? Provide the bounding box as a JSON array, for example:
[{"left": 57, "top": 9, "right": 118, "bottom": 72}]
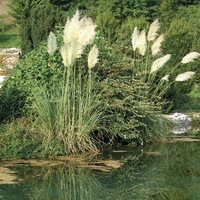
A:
[{"left": 0, "top": 0, "right": 199, "bottom": 158}]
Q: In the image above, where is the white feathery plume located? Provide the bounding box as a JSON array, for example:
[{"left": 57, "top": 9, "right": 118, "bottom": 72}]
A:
[
  {"left": 147, "top": 19, "right": 160, "bottom": 41},
  {"left": 151, "top": 34, "right": 164, "bottom": 56},
  {"left": 175, "top": 71, "right": 195, "bottom": 82},
  {"left": 61, "top": 10, "right": 96, "bottom": 67},
  {"left": 88, "top": 45, "right": 99, "bottom": 69},
  {"left": 60, "top": 42, "right": 83, "bottom": 67},
  {"left": 132, "top": 26, "right": 139, "bottom": 52},
  {"left": 161, "top": 74, "right": 169, "bottom": 81},
  {"left": 78, "top": 17, "right": 96, "bottom": 47},
  {"left": 63, "top": 10, "right": 80, "bottom": 44},
  {"left": 150, "top": 54, "right": 171, "bottom": 73},
  {"left": 47, "top": 32, "right": 58, "bottom": 56},
  {"left": 137, "top": 29, "right": 147, "bottom": 56},
  {"left": 181, "top": 52, "right": 200, "bottom": 64},
  {"left": 0, "top": 76, "right": 6, "bottom": 89}
]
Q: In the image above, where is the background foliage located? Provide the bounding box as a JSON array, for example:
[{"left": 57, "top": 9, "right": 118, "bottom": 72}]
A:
[{"left": 0, "top": 0, "right": 199, "bottom": 157}]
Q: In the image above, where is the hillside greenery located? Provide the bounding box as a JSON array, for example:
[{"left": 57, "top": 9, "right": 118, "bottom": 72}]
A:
[{"left": 0, "top": 0, "right": 199, "bottom": 158}]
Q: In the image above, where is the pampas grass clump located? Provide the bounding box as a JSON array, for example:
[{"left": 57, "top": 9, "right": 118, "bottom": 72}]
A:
[
  {"left": 130, "top": 19, "right": 199, "bottom": 104},
  {"left": 33, "top": 11, "right": 103, "bottom": 155}
]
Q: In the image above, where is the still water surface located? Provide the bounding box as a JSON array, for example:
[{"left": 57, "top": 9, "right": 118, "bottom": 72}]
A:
[{"left": 1, "top": 133, "right": 200, "bottom": 200}]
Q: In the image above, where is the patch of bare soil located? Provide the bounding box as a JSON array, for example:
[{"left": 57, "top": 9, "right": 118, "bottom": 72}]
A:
[{"left": 0, "top": 0, "right": 10, "bottom": 15}]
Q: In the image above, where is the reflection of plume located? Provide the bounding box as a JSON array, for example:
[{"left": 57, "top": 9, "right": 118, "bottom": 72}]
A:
[{"left": 28, "top": 164, "right": 105, "bottom": 200}]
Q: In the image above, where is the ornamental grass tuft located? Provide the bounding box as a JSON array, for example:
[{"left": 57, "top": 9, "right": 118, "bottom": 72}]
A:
[{"left": 32, "top": 11, "right": 104, "bottom": 155}]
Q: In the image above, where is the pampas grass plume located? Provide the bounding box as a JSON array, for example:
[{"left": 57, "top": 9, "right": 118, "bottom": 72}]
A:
[
  {"left": 150, "top": 54, "right": 171, "bottom": 73},
  {"left": 63, "top": 10, "right": 96, "bottom": 47},
  {"left": 47, "top": 32, "right": 58, "bottom": 56},
  {"left": 137, "top": 29, "right": 147, "bottom": 56},
  {"left": 88, "top": 45, "right": 99, "bottom": 69},
  {"left": 63, "top": 10, "right": 80, "bottom": 43},
  {"left": 151, "top": 34, "right": 164, "bottom": 56},
  {"left": 61, "top": 10, "right": 96, "bottom": 67},
  {"left": 175, "top": 71, "right": 195, "bottom": 82},
  {"left": 132, "top": 26, "right": 139, "bottom": 52},
  {"left": 78, "top": 17, "right": 96, "bottom": 47},
  {"left": 0, "top": 75, "right": 6, "bottom": 88},
  {"left": 161, "top": 74, "right": 169, "bottom": 81},
  {"left": 147, "top": 19, "right": 160, "bottom": 41},
  {"left": 60, "top": 42, "right": 83, "bottom": 67},
  {"left": 181, "top": 52, "right": 200, "bottom": 64}
]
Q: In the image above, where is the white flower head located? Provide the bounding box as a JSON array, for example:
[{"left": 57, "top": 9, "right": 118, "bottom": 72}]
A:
[
  {"left": 137, "top": 29, "right": 147, "bottom": 56},
  {"left": 88, "top": 45, "right": 99, "bottom": 69},
  {"left": 132, "top": 26, "right": 139, "bottom": 52},
  {"left": 151, "top": 34, "right": 164, "bottom": 56},
  {"left": 47, "top": 32, "right": 58, "bottom": 56},
  {"left": 0, "top": 76, "right": 6, "bottom": 89},
  {"left": 147, "top": 19, "right": 160, "bottom": 41},
  {"left": 60, "top": 42, "right": 83, "bottom": 67},
  {"left": 161, "top": 74, "right": 169, "bottom": 81},
  {"left": 181, "top": 52, "right": 200, "bottom": 64},
  {"left": 150, "top": 54, "right": 171, "bottom": 73},
  {"left": 175, "top": 71, "right": 195, "bottom": 82},
  {"left": 61, "top": 10, "right": 97, "bottom": 67}
]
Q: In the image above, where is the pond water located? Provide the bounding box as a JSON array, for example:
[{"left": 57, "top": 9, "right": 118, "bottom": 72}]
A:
[{"left": 1, "top": 131, "right": 200, "bottom": 200}]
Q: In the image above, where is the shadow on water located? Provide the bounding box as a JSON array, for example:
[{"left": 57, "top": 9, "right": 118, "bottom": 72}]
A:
[{"left": 0, "top": 130, "right": 200, "bottom": 199}]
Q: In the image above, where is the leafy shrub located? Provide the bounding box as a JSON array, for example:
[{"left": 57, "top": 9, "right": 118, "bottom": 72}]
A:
[
  {"left": 0, "top": 118, "right": 42, "bottom": 159},
  {"left": 2, "top": 41, "right": 64, "bottom": 113},
  {"left": 0, "top": 88, "right": 25, "bottom": 121},
  {"left": 99, "top": 19, "right": 199, "bottom": 143}
]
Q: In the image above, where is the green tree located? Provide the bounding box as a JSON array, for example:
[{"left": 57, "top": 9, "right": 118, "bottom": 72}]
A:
[{"left": 9, "top": 0, "right": 67, "bottom": 54}]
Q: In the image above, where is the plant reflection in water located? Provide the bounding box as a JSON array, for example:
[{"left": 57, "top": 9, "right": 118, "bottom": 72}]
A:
[
  {"left": 27, "top": 164, "right": 106, "bottom": 200},
  {"left": 1, "top": 136, "right": 200, "bottom": 200}
]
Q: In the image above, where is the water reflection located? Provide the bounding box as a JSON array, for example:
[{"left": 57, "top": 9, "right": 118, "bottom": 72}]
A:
[
  {"left": 1, "top": 137, "right": 200, "bottom": 200},
  {"left": 0, "top": 163, "right": 109, "bottom": 200},
  {"left": 131, "top": 141, "right": 200, "bottom": 199},
  {"left": 28, "top": 164, "right": 107, "bottom": 200}
]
